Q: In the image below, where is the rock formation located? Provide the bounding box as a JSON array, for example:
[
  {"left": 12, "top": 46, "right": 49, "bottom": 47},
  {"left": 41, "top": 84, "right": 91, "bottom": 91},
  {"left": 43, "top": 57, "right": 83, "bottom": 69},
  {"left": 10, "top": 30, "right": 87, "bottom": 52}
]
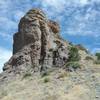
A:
[
  {"left": 3, "top": 9, "right": 69, "bottom": 74},
  {"left": 0, "top": 9, "right": 100, "bottom": 100}
]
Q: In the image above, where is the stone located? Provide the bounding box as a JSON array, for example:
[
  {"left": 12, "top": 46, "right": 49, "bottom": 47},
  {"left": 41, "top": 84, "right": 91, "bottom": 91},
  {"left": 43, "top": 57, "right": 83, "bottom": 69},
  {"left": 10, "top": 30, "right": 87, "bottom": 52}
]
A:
[{"left": 3, "top": 8, "right": 69, "bottom": 74}]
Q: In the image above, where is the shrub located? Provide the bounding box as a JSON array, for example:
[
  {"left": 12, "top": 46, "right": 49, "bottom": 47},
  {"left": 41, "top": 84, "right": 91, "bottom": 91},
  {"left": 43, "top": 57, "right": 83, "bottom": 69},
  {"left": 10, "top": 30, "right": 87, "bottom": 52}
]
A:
[
  {"left": 95, "top": 53, "right": 100, "bottom": 60},
  {"left": 65, "top": 62, "right": 81, "bottom": 71},
  {"left": 85, "top": 56, "right": 94, "bottom": 60},
  {"left": 41, "top": 71, "right": 50, "bottom": 77},
  {"left": 43, "top": 77, "right": 50, "bottom": 83},
  {"left": 23, "top": 73, "right": 32, "bottom": 79},
  {"left": 95, "top": 53, "right": 100, "bottom": 64},
  {"left": 94, "top": 60, "right": 100, "bottom": 64},
  {"left": 0, "top": 91, "right": 7, "bottom": 99},
  {"left": 41, "top": 68, "right": 54, "bottom": 77},
  {"left": 68, "top": 46, "right": 81, "bottom": 61}
]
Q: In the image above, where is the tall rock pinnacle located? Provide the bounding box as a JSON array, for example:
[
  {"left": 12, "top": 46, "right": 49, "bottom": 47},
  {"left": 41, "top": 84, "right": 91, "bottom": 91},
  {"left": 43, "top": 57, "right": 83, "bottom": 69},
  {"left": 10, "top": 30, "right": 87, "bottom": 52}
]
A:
[{"left": 3, "top": 9, "right": 69, "bottom": 74}]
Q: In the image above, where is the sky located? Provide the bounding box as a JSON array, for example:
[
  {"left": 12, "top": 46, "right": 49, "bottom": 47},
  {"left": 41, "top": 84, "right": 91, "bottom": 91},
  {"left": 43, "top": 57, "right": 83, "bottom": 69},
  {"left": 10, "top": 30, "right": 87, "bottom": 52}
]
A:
[{"left": 0, "top": 0, "right": 100, "bottom": 72}]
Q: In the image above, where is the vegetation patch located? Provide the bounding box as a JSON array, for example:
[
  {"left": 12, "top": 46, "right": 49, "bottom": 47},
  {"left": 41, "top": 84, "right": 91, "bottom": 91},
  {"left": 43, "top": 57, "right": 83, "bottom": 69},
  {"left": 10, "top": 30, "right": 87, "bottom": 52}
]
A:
[
  {"left": 41, "top": 68, "right": 54, "bottom": 77},
  {"left": 65, "top": 62, "right": 81, "bottom": 72},
  {"left": 0, "top": 90, "right": 8, "bottom": 99},
  {"left": 43, "top": 77, "right": 50, "bottom": 83},
  {"left": 85, "top": 56, "right": 94, "bottom": 60},
  {"left": 68, "top": 46, "right": 81, "bottom": 62},
  {"left": 95, "top": 53, "right": 100, "bottom": 64},
  {"left": 23, "top": 72, "right": 32, "bottom": 79},
  {"left": 95, "top": 53, "right": 100, "bottom": 60},
  {"left": 41, "top": 71, "right": 50, "bottom": 77},
  {"left": 94, "top": 60, "right": 100, "bottom": 64}
]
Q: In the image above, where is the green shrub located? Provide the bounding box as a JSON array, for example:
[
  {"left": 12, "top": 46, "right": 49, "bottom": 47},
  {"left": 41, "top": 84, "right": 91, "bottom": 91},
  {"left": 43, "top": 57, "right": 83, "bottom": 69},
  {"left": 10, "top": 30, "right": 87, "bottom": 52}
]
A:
[
  {"left": 41, "top": 69, "right": 54, "bottom": 77},
  {"left": 65, "top": 62, "right": 81, "bottom": 71},
  {"left": 94, "top": 60, "right": 100, "bottom": 64},
  {"left": 95, "top": 53, "right": 100, "bottom": 64},
  {"left": 44, "top": 77, "right": 50, "bottom": 83},
  {"left": 23, "top": 73, "right": 32, "bottom": 79},
  {"left": 41, "top": 71, "right": 50, "bottom": 77},
  {"left": 85, "top": 56, "right": 94, "bottom": 60},
  {"left": 0, "top": 90, "right": 7, "bottom": 99},
  {"left": 68, "top": 46, "right": 81, "bottom": 61},
  {"left": 95, "top": 53, "right": 100, "bottom": 60}
]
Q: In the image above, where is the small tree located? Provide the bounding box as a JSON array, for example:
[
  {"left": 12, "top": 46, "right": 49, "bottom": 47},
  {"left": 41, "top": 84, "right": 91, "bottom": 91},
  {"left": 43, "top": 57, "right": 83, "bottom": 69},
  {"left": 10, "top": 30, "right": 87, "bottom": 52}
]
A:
[
  {"left": 68, "top": 46, "right": 81, "bottom": 61},
  {"left": 95, "top": 53, "right": 100, "bottom": 60},
  {"left": 95, "top": 53, "right": 100, "bottom": 64}
]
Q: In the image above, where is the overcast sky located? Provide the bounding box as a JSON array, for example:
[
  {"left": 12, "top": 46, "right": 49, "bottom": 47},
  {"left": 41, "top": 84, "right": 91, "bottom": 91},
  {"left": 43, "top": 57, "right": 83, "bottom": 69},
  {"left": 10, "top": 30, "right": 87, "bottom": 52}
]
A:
[{"left": 0, "top": 0, "right": 100, "bottom": 72}]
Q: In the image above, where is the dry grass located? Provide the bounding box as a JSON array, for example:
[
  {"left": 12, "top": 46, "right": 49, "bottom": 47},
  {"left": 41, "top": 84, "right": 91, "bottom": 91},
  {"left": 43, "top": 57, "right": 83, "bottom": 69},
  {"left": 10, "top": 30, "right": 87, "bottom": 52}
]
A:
[{"left": 0, "top": 62, "right": 99, "bottom": 100}]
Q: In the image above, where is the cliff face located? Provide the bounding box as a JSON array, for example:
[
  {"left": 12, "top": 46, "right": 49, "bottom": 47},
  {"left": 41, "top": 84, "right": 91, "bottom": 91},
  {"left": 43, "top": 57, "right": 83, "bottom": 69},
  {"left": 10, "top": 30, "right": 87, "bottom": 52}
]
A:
[{"left": 3, "top": 9, "right": 69, "bottom": 74}]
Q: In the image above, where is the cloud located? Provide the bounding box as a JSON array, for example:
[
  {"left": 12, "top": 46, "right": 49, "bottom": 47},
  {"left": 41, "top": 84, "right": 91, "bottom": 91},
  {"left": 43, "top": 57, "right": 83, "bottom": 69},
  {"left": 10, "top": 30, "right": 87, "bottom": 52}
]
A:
[
  {"left": 91, "top": 48, "right": 100, "bottom": 54},
  {"left": 61, "top": 4, "right": 100, "bottom": 37},
  {"left": 13, "top": 10, "right": 25, "bottom": 22},
  {"left": 0, "top": 47, "right": 12, "bottom": 72},
  {"left": 0, "top": 32, "right": 11, "bottom": 40},
  {"left": 79, "top": 0, "right": 89, "bottom": 5},
  {"left": 42, "top": 0, "right": 66, "bottom": 11},
  {"left": 40, "top": 0, "right": 99, "bottom": 37},
  {"left": 0, "top": 0, "right": 100, "bottom": 39},
  {"left": 0, "top": 0, "right": 33, "bottom": 41},
  {"left": 0, "top": 17, "right": 17, "bottom": 40},
  {"left": 42, "top": 0, "right": 89, "bottom": 8},
  {"left": 0, "top": 17, "right": 17, "bottom": 30},
  {"left": 91, "top": 0, "right": 100, "bottom": 3}
]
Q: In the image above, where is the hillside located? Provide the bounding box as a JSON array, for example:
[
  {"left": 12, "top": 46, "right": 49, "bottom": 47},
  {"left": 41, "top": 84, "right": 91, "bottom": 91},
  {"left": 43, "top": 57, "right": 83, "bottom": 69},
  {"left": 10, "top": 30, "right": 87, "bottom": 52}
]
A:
[{"left": 0, "top": 9, "right": 100, "bottom": 100}]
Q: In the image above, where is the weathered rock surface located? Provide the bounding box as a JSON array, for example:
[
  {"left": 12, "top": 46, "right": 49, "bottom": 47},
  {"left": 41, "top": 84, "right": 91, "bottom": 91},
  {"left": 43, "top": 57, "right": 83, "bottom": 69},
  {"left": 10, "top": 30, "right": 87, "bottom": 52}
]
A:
[{"left": 3, "top": 9, "right": 69, "bottom": 74}]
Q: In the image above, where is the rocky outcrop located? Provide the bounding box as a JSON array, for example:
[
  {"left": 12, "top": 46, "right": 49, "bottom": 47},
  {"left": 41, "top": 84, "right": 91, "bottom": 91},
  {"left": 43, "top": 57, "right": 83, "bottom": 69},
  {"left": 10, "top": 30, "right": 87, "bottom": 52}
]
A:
[
  {"left": 3, "top": 9, "right": 69, "bottom": 74},
  {"left": 0, "top": 8, "right": 100, "bottom": 100}
]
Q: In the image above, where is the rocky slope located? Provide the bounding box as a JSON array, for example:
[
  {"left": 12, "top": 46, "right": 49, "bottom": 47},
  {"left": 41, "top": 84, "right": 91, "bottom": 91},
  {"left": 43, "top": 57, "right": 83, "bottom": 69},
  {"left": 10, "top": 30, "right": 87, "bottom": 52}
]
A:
[{"left": 0, "top": 8, "right": 100, "bottom": 100}]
